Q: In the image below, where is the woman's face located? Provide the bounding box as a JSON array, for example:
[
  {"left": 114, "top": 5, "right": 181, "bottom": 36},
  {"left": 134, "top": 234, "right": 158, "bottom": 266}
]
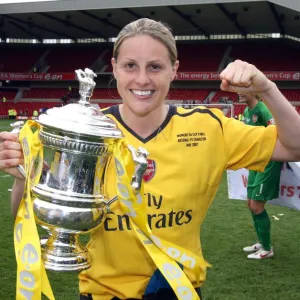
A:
[{"left": 112, "top": 34, "right": 179, "bottom": 117}]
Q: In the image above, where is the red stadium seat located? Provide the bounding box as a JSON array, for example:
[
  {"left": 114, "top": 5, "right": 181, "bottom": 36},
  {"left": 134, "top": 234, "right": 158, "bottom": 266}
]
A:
[
  {"left": 230, "top": 42, "right": 300, "bottom": 71},
  {"left": 177, "top": 44, "right": 228, "bottom": 71}
]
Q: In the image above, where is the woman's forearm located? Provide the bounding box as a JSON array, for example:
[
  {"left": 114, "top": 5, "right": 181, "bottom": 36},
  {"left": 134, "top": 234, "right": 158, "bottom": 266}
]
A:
[
  {"left": 11, "top": 178, "right": 25, "bottom": 219},
  {"left": 260, "top": 82, "right": 300, "bottom": 155}
]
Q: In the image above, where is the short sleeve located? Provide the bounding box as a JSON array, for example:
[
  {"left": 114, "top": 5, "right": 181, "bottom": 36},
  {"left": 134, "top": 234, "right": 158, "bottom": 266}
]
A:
[
  {"left": 262, "top": 107, "right": 275, "bottom": 126},
  {"left": 221, "top": 114, "right": 277, "bottom": 171}
]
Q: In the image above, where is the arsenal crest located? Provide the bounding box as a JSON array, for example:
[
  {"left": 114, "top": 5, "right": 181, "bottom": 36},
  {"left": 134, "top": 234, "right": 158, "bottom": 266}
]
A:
[
  {"left": 143, "top": 159, "right": 156, "bottom": 182},
  {"left": 268, "top": 118, "right": 275, "bottom": 125},
  {"left": 252, "top": 114, "right": 258, "bottom": 123}
]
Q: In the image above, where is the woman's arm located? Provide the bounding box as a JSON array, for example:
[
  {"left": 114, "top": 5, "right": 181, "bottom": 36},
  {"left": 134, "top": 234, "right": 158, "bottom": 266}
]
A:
[
  {"left": 259, "top": 83, "right": 300, "bottom": 160},
  {"left": 11, "top": 178, "right": 25, "bottom": 218},
  {"left": 0, "top": 131, "right": 25, "bottom": 218},
  {"left": 220, "top": 60, "right": 300, "bottom": 162}
]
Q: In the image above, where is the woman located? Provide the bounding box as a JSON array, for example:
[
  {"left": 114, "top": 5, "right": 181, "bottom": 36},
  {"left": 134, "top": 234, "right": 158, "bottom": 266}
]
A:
[{"left": 1, "top": 18, "right": 300, "bottom": 300}]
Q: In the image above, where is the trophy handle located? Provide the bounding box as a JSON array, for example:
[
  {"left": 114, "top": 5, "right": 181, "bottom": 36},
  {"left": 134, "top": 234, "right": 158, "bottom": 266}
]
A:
[
  {"left": 106, "top": 195, "right": 118, "bottom": 212},
  {"left": 127, "top": 145, "right": 149, "bottom": 194},
  {"left": 10, "top": 121, "right": 26, "bottom": 178},
  {"left": 106, "top": 145, "right": 149, "bottom": 212}
]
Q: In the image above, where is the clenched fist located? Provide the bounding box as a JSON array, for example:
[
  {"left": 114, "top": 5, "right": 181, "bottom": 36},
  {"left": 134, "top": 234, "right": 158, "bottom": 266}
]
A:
[
  {"left": 220, "top": 60, "right": 274, "bottom": 95},
  {"left": 0, "top": 131, "right": 24, "bottom": 180}
]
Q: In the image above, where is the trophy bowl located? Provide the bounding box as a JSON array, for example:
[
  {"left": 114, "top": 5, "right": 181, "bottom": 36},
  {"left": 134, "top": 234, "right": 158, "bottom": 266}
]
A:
[{"left": 24, "top": 68, "right": 148, "bottom": 271}]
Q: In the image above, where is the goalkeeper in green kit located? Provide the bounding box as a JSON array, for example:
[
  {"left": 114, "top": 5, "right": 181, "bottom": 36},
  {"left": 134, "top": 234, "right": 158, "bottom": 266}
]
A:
[{"left": 239, "top": 93, "right": 283, "bottom": 259}]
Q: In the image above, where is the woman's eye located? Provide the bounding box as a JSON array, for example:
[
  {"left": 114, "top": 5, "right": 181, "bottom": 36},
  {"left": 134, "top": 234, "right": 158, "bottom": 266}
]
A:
[
  {"left": 125, "top": 63, "right": 136, "bottom": 69},
  {"left": 149, "top": 64, "right": 161, "bottom": 71}
]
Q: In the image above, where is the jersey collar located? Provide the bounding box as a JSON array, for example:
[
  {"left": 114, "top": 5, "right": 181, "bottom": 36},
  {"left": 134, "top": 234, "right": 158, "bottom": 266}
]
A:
[{"left": 107, "top": 105, "right": 176, "bottom": 143}]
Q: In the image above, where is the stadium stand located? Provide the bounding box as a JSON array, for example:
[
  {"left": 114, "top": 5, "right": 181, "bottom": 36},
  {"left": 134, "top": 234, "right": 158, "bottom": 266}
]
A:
[
  {"left": 0, "top": 47, "right": 44, "bottom": 72},
  {"left": 210, "top": 91, "right": 239, "bottom": 103},
  {"left": 281, "top": 89, "right": 300, "bottom": 101},
  {"left": 45, "top": 47, "right": 107, "bottom": 73},
  {"left": 230, "top": 42, "right": 300, "bottom": 71},
  {"left": 0, "top": 89, "right": 18, "bottom": 100},
  {"left": 23, "top": 88, "right": 69, "bottom": 99},
  {"left": 0, "top": 102, "right": 61, "bottom": 116},
  {"left": 177, "top": 44, "right": 228, "bottom": 71},
  {"left": 1, "top": 41, "right": 300, "bottom": 118}
]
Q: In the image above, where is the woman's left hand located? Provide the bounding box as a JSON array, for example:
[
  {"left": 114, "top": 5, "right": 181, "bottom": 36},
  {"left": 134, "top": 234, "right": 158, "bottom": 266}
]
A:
[{"left": 220, "top": 59, "right": 274, "bottom": 95}]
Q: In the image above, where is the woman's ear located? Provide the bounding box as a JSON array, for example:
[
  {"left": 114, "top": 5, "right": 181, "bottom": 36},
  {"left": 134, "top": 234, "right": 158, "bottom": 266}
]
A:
[
  {"left": 171, "top": 60, "right": 179, "bottom": 81},
  {"left": 111, "top": 57, "right": 117, "bottom": 80}
]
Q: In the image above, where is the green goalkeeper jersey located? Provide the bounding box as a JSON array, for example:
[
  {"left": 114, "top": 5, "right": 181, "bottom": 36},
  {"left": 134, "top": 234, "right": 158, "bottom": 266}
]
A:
[
  {"left": 243, "top": 101, "right": 275, "bottom": 127},
  {"left": 244, "top": 100, "right": 282, "bottom": 194}
]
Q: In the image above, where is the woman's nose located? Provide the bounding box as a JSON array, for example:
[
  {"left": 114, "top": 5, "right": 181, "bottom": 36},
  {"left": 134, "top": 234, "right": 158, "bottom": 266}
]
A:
[{"left": 134, "top": 69, "right": 150, "bottom": 86}]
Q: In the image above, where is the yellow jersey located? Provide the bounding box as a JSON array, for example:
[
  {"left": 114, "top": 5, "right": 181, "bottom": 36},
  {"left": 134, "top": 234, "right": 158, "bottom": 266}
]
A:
[{"left": 79, "top": 105, "right": 277, "bottom": 300}]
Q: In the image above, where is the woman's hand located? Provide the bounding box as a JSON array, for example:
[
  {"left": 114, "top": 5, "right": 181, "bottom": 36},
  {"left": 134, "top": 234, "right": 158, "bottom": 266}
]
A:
[
  {"left": 220, "top": 59, "right": 274, "bottom": 95},
  {"left": 0, "top": 131, "right": 25, "bottom": 180}
]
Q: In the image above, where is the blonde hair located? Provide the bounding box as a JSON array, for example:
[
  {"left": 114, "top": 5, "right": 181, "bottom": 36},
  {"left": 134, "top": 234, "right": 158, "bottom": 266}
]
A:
[{"left": 113, "top": 18, "right": 177, "bottom": 66}]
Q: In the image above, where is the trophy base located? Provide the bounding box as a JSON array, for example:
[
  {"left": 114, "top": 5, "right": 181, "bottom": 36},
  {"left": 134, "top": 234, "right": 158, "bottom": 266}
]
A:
[
  {"left": 41, "top": 231, "right": 91, "bottom": 272},
  {"left": 42, "top": 252, "right": 90, "bottom": 272}
]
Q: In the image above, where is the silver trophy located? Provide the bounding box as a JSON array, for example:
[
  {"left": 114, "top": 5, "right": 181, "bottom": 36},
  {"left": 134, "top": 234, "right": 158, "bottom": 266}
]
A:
[{"left": 17, "top": 68, "right": 149, "bottom": 271}]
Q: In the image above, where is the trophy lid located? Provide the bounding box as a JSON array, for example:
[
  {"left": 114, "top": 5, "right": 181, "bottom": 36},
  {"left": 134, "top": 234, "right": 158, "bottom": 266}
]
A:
[{"left": 37, "top": 68, "right": 123, "bottom": 139}]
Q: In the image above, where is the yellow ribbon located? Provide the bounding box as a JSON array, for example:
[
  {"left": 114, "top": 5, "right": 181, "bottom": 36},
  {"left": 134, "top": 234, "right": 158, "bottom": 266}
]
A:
[
  {"left": 14, "top": 120, "right": 55, "bottom": 300},
  {"left": 113, "top": 139, "right": 204, "bottom": 300}
]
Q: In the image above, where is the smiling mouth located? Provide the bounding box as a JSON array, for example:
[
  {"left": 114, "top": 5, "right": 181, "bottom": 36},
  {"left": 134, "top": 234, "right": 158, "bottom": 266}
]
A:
[{"left": 130, "top": 89, "right": 155, "bottom": 97}]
